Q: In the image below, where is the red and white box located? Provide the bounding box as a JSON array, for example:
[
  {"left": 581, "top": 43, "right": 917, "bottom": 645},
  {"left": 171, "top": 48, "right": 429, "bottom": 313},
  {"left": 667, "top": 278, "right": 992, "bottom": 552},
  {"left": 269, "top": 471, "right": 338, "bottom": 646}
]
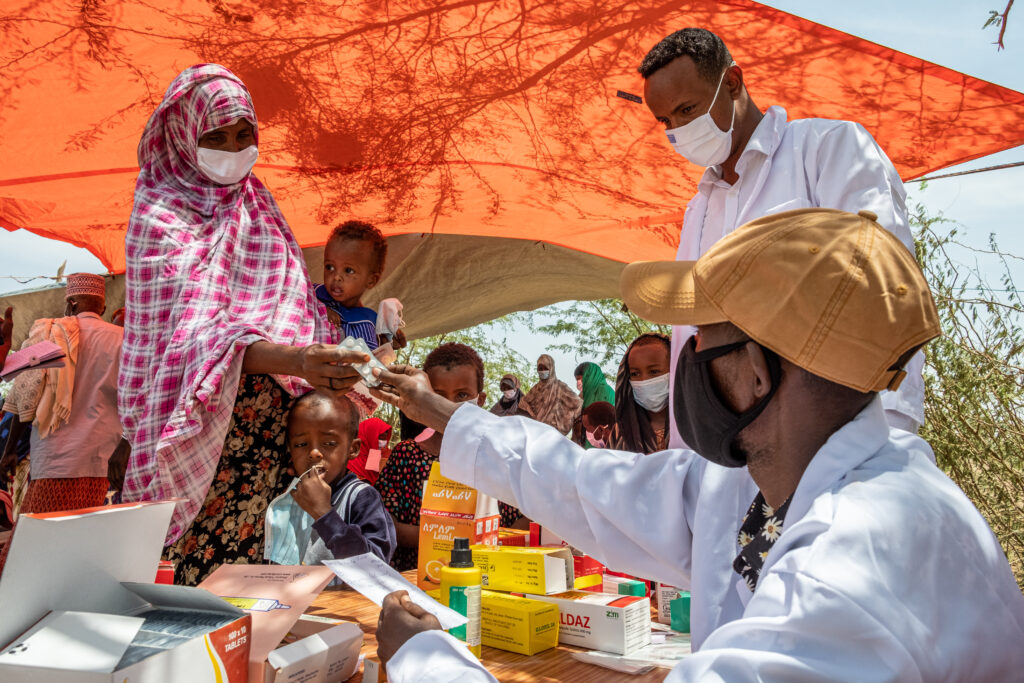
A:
[{"left": 525, "top": 590, "right": 651, "bottom": 655}]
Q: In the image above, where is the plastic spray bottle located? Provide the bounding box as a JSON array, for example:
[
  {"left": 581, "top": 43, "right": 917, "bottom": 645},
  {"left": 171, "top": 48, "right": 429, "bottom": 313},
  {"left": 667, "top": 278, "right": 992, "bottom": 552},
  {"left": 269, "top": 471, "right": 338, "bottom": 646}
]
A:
[{"left": 439, "top": 537, "right": 482, "bottom": 658}]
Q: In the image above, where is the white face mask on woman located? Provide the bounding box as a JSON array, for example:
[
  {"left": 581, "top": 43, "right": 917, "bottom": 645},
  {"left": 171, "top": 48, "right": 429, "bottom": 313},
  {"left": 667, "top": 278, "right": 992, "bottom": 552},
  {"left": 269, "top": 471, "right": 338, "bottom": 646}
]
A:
[
  {"left": 196, "top": 145, "right": 258, "bottom": 185},
  {"left": 538, "top": 371, "right": 551, "bottom": 381},
  {"left": 664, "top": 64, "right": 736, "bottom": 167},
  {"left": 503, "top": 389, "right": 517, "bottom": 400},
  {"left": 630, "top": 373, "right": 670, "bottom": 412}
]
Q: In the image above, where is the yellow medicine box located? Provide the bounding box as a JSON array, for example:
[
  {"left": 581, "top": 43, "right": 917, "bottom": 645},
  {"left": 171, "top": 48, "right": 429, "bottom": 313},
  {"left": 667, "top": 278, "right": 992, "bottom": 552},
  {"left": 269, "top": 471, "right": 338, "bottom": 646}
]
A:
[
  {"left": 470, "top": 545, "right": 575, "bottom": 594},
  {"left": 480, "top": 590, "right": 559, "bottom": 656},
  {"left": 425, "top": 589, "right": 559, "bottom": 656}
]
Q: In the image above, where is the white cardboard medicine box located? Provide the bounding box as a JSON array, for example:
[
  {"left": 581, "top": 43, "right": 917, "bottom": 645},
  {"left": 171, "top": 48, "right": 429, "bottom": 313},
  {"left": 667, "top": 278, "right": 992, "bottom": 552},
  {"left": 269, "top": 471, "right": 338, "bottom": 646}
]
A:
[
  {"left": 526, "top": 590, "right": 651, "bottom": 655},
  {"left": 265, "top": 615, "right": 362, "bottom": 683},
  {"left": 0, "top": 502, "right": 251, "bottom": 682}
]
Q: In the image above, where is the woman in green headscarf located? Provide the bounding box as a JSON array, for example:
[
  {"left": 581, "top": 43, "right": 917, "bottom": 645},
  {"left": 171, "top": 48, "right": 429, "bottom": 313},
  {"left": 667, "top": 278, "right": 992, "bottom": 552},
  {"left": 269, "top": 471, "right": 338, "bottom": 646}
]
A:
[
  {"left": 572, "top": 362, "right": 615, "bottom": 448},
  {"left": 575, "top": 362, "right": 615, "bottom": 408}
]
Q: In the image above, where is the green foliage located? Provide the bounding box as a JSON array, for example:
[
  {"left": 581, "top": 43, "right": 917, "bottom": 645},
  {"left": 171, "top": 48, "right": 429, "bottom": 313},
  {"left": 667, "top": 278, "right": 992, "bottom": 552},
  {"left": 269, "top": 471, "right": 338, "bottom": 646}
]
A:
[
  {"left": 528, "top": 299, "right": 670, "bottom": 369},
  {"left": 913, "top": 202, "right": 1024, "bottom": 588}
]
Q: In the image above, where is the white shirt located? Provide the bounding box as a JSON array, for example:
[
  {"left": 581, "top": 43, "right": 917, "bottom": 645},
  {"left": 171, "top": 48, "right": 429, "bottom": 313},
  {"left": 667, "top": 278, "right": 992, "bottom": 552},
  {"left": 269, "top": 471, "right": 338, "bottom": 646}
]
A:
[
  {"left": 29, "top": 312, "right": 123, "bottom": 479},
  {"left": 386, "top": 402, "right": 1024, "bottom": 682},
  {"left": 669, "top": 106, "right": 925, "bottom": 446}
]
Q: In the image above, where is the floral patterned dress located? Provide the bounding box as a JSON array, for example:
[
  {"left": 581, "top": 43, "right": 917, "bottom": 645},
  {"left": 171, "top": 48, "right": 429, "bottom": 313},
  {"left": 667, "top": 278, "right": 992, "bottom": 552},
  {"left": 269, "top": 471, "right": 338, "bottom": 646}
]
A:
[
  {"left": 374, "top": 440, "right": 437, "bottom": 572},
  {"left": 164, "top": 373, "right": 293, "bottom": 586}
]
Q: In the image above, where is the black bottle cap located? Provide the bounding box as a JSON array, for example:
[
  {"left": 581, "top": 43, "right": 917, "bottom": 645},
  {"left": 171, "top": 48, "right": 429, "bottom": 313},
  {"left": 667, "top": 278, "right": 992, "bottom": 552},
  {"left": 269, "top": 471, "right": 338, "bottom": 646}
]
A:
[{"left": 450, "top": 537, "right": 474, "bottom": 568}]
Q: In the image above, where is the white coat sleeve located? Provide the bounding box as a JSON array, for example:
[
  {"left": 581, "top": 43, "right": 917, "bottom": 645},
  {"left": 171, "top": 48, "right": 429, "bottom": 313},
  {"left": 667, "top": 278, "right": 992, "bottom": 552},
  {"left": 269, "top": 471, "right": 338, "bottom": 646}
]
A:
[
  {"left": 667, "top": 571, "right": 920, "bottom": 683},
  {"left": 440, "top": 404, "right": 703, "bottom": 587},
  {"left": 387, "top": 631, "right": 497, "bottom": 683},
  {"left": 812, "top": 121, "right": 925, "bottom": 432}
]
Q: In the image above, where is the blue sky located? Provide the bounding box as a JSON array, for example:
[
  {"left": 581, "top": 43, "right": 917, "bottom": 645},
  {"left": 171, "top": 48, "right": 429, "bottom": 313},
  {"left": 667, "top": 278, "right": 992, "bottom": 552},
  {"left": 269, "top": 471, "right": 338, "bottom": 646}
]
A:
[{"left": 2, "top": 1, "right": 1022, "bottom": 381}]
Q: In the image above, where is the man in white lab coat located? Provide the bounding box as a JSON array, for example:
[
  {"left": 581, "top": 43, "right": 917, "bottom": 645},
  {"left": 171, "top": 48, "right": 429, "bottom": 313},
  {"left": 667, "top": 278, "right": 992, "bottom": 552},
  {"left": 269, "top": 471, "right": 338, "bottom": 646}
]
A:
[
  {"left": 640, "top": 28, "right": 924, "bottom": 439},
  {"left": 371, "top": 209, "right": 1024, "bottom": 682}
]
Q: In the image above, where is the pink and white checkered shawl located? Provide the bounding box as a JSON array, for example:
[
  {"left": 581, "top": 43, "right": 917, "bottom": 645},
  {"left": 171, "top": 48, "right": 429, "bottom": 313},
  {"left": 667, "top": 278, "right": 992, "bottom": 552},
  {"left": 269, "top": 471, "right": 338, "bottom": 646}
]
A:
[{"left": 119, "top": 64, "right": 337, "bottom": 543}]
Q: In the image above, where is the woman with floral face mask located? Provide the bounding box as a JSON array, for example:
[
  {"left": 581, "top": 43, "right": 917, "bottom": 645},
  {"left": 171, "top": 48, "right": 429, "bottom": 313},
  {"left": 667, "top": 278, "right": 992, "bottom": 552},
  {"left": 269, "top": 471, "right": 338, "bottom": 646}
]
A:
[{"left": 612, "top": 333, "right": 671, "bottom": 453}]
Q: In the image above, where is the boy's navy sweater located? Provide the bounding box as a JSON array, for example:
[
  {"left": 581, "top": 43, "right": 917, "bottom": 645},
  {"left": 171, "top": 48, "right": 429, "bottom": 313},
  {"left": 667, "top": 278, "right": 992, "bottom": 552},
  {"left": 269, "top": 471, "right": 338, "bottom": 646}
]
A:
[{"left": 306, "top": 472, "right": 396, "bottom": 567}]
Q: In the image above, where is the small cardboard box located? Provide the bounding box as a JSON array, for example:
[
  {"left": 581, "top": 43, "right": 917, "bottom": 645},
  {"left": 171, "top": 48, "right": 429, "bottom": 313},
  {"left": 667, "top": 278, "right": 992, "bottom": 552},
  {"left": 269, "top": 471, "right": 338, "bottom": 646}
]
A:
[
  {"left": 0, "top": 502, "right": 251, "bottom": 682},
  {"left": 417, "top": 462, "right": 499, "bottom": 589},
  {"left": 602, "top": 574, "right": 646, "bottom": 596},
  {"left": 655, "top": 583, "right": 682, "bottom": 625},
  {"left": 362, "top": 654, "right": 386, "bottom": 682},
  {"left": 604, "top": 569, "right": 650, "bottom": 597},
  {"left": 573, "top": 555, "right": 605, "bottom": 592},
  {"left": 470, "top": 545, "right": 574, "bottom": 595},
  {"left": 497, "top": 528, "right": 530, "bottom": 547},
  {"left": 479, "top": 590, "right": 559, "bottom": 656},
  {"left": 264, "top": 617, "right": 362, "bottom": 683},
  {"left": 526, "top": 591, "right": 651, "bottom": 655},
  {"left": 198, "top": 564, "right": 361, "bottom": 683}
]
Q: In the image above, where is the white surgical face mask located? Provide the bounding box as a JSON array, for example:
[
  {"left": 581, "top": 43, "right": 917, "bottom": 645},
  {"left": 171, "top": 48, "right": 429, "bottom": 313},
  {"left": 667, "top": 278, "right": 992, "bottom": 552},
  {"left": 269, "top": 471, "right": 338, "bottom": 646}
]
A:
[
  {"left": 538, "top": 371, "right": 551, "bottom": 381},
  {"left": 503, "top": 389, "right": 517, "bottom": 400},
  {"left": 664, "top": 65, "right": 736, "bottom": 167},
  {"left": 378, "top": 438, "right": 388, "bottom": 449},
  {"left": 631, "top": 373, "right": 670, "bottom": 412},
  {"left": 196, "top": 145, "right": 258, "bottom": 185},
  {"left": 585, "top": 430, "right": 606, "bottom": 449}
]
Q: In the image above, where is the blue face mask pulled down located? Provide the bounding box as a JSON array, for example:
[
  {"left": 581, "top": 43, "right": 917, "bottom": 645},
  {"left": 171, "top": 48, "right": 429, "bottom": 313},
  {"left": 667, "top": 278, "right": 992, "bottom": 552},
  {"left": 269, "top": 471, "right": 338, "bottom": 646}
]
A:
[{"left": 264, "top": 478, "right": 313, "bottom": 566}]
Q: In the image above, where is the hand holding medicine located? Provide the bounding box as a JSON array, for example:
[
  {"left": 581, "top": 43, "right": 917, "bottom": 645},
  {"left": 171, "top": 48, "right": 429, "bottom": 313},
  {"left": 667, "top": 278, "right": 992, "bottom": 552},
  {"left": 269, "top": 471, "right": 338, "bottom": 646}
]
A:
[
  {"left": 297, "top": 343, "right": 368, "bottom": 396},
  {"left": 290, "top": 463, "right": 332, "bottom": 520},
  {"left": 370, "top": 364, "right": 463, "bottom": 435},
  {"left": 376, "top": 590, "right": 442, "bottom": 666}
]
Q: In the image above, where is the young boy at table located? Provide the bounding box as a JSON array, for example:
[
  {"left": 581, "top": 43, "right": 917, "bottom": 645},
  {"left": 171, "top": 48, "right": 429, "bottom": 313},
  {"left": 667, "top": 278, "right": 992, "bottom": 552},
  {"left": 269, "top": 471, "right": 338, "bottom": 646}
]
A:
[
  {"left": 374, "top": 343, "right": 524, "bottom": 570},
  {"left": 265, "top": 392, "right": 396, "bottom": 573}
]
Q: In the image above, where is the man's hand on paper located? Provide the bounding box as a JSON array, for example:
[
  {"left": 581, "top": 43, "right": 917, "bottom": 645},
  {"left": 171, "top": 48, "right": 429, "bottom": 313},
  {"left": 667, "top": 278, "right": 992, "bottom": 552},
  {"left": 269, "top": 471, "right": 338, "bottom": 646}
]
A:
[
  {"left": 377, "top": 590, "right": 443, "bottom": 666},
  {"left": 291, "top": 464, "right": 333, "bottom": 520},
  {"left": 370, "top": 365, "right": 461, "bottom": 434}
]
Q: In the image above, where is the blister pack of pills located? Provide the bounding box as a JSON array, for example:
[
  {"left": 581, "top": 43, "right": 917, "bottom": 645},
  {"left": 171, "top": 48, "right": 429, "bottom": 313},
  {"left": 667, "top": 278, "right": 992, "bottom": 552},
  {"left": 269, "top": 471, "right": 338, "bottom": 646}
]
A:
[{"left": 340, "top": 336, "right": 390, "bottom": 387}]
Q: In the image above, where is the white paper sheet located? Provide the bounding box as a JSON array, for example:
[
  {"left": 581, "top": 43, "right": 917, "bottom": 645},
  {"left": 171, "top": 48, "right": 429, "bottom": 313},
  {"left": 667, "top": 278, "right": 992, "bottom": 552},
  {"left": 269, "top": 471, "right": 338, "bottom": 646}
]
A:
[
  {"left": 323, "top": 553, "right": 468, "bottom": 631},
  {"left": 570, "top": 637, "right": 692, "bottom": 672}
]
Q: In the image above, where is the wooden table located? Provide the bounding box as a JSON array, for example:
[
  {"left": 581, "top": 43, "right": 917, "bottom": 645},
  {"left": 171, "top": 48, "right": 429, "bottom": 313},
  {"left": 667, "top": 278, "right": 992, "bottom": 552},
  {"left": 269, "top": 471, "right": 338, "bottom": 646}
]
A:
[{"left": 308, "top": 574, "right": 670, "bottom": 682}]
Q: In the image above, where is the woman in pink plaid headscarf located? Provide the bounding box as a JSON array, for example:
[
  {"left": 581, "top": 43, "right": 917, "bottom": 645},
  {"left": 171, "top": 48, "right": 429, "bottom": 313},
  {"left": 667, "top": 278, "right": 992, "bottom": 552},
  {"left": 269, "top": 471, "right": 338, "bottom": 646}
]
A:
[{"left": 119, "top": 64, "right": 366, "bottom": 584}]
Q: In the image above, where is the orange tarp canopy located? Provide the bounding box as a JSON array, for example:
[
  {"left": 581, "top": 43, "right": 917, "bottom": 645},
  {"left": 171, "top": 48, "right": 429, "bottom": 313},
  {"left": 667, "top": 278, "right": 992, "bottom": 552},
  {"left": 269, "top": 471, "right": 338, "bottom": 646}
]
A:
[{"left": 3, "top": 0, "right": 1024, "bottom": 275}]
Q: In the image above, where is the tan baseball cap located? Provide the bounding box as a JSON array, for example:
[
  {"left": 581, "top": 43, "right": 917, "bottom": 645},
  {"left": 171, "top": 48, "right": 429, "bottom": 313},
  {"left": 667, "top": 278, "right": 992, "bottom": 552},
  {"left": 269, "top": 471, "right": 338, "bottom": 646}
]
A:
[{"left": 621, "top": 208, "right": 940, "bottom": 393}]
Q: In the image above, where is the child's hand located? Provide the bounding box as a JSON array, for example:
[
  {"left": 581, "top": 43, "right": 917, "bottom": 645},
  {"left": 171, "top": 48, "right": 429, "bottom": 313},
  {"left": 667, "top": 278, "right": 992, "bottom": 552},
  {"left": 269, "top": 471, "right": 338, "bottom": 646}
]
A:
[
  {"left": 325, "top": 309, "right": 342, "bottom": 329},
  {"left": 391, "top": 328, "right": 407, "bottom": 350},
  {"left": 291, "top": 466, "right": 333, "bottom": 520}
]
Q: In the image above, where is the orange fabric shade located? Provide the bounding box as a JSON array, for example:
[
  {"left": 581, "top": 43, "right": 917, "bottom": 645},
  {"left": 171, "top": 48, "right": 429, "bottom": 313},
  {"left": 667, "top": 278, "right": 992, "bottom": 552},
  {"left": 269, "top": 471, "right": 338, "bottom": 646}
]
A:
[{"left": 3, "top": 0, "right": 1024, "bottom": 273}]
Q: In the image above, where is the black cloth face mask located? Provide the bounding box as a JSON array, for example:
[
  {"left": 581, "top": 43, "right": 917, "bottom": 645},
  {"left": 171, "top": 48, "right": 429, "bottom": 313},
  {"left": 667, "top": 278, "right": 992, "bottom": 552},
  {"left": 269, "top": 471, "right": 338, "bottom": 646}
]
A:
[{"left": 673, "top": 335, "right": 782, "bottom": 468}]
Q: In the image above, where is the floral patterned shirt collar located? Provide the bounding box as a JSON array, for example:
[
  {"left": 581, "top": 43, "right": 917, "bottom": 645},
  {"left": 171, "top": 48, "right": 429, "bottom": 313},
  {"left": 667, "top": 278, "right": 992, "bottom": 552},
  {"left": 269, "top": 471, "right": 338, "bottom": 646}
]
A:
[{"left": 733, "top": 491, "right": 792, "bottom": 592}]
